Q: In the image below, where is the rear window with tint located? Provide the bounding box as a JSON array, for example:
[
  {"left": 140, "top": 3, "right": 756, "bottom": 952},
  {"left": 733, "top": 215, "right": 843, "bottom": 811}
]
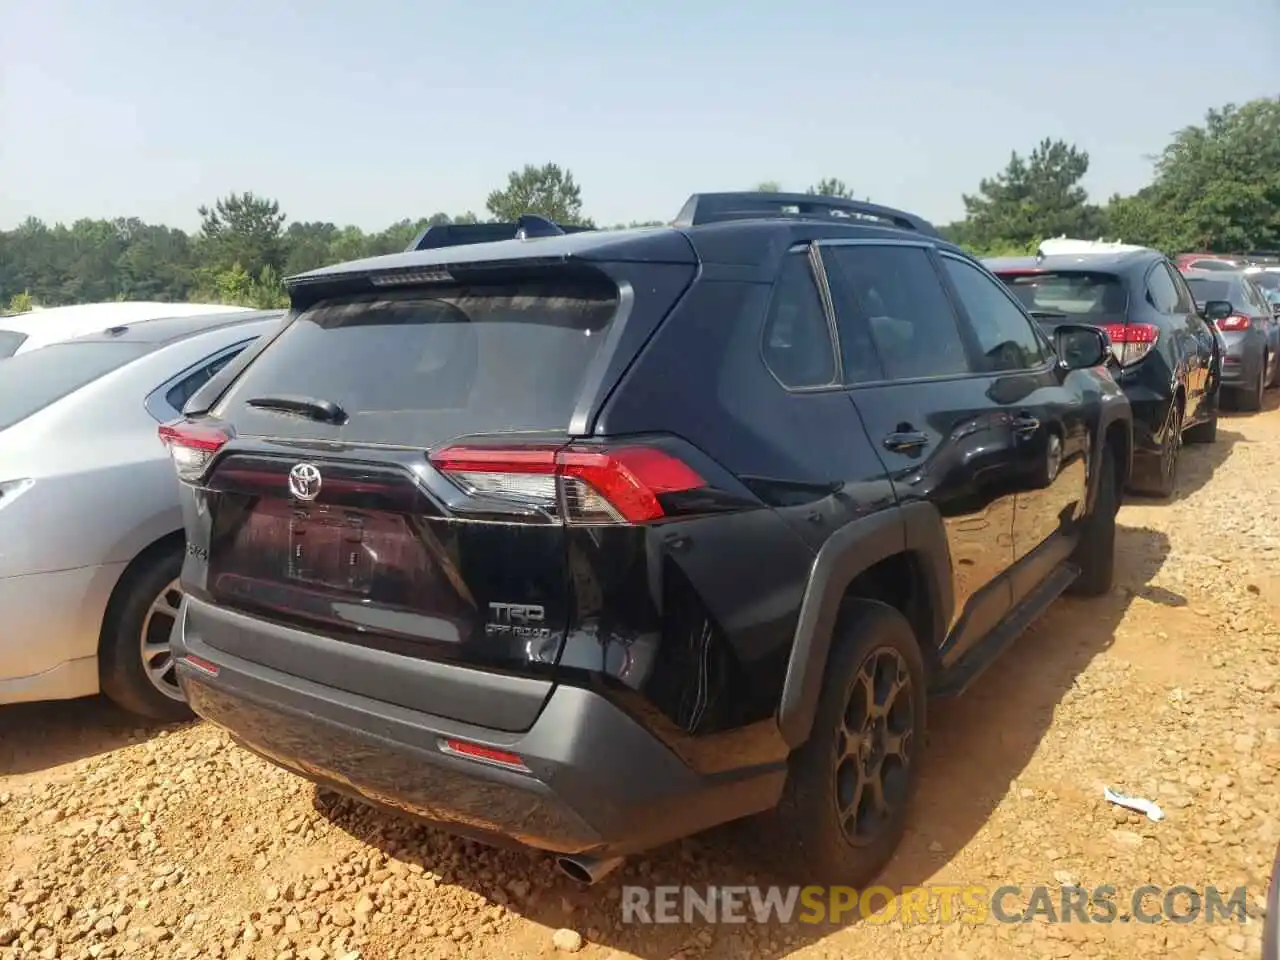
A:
[
  {"left": 1183, "top": 278, "right": 1236, "bottom": 304},
  {"left": 997, "top": 271, "right": 1128, "bottom": 316},
  {"left": 0, "top": 341, "right": 151, "bottom": 430},
  {"left": 216, "top": 277, "right": 619, "bottom": 446},
  {"left": 0, "top": 330, "right": 28, "bottom": 358}
]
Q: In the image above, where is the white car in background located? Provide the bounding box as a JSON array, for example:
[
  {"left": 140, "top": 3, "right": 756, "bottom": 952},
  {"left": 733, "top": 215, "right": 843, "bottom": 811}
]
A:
[{"left": 0, "top": 301, "right": 251, "bottom": 358}]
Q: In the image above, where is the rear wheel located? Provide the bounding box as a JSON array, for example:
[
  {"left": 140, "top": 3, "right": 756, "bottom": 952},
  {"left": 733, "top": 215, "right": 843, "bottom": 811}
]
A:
[
  {"left": 1183, "top": 407, "right": 1217, "bottom": 444},
  {"left": 1239, "top": 357, "right": 1265, "bottom": 412},
  {"left": 758, "top": 601, "right": 926, "bottom": 887},
  {"left": 100, "top": 545, "right": 194, "bottom": 722},
  {"left": 1145, "top": 401, "right": 1182, "bottom": 498}
]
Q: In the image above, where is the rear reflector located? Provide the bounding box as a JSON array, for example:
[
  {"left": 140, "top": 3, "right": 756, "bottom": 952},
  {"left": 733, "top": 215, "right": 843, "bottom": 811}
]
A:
[
  {"left": 178, "top": 654, "right": 220, "bottom": 678},
  {"left": 1100, "top": 323, "right": 1159, "bottom": 367},
  {"left": 430, "top": 443, "right": 705, "bottom": 525},
  {"left": 1216, "top": 314, "right": 1252, "bottom": 332},
  {"left": 158, "top": 420, "right": 233, "bottom": 483},
  {"left": 438, "top": 738, "right": 530, "bottom": 772}
]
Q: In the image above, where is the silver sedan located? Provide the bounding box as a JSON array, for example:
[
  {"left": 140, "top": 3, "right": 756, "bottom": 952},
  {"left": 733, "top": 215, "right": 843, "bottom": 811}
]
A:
[
  {"left": 0, "top": 309, "right": 283, "bottom": 719},
  {"left": 1183, "top": 269, "right": 1280, "bottom": 411}
]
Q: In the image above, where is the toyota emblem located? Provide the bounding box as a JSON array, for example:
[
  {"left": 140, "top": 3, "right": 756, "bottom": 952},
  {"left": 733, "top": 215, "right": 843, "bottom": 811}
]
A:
[{"left": 288, "top": 463, "right": 322, "bottom": 501}]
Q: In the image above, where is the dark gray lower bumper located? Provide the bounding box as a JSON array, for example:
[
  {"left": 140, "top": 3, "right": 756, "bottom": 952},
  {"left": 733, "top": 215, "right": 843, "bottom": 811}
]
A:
[{"left": 172, "top": 599, "right": 785, "bottom": 857}]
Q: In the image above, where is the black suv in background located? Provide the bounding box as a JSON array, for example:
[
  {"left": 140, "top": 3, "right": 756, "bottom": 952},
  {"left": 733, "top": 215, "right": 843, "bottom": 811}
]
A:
[
  {"left": 986, "top": 248, "right": 1220, "bottom": 498},
  {"left": 161, "top": 193, "right": 1132, "bottom": 887}
]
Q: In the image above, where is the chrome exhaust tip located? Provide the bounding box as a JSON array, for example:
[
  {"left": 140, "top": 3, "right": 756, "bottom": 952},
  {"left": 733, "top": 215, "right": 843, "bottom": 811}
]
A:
[{"left": 555, "top": 854, "right": 625, "bottom": 885}]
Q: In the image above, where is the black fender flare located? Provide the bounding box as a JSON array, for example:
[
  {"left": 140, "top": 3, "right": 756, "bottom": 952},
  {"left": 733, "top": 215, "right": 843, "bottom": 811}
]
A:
[
  {"left": 1092, "top": 391, "right": 1133, "bottom": 507},
  {"left": 775, "top": 501, "right": 954, "bottom": 748}
]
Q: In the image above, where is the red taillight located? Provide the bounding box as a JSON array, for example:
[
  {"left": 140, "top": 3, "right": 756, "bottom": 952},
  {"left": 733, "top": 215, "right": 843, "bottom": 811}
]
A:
[
  {"left": 1100, "top": 323, "right": 1159, "bottom": 367},
  {"left": 429, "top": 442, "right": 705, "bottom": 525},
  {"left": 438, "top": 738, "right": 529, "bottom": 772},
  {"left": 1216, "top": 314, "right": 1251, "bottom": 332},
  {"left": 158, "top": 420, "right": 232, "bottom": 484}
]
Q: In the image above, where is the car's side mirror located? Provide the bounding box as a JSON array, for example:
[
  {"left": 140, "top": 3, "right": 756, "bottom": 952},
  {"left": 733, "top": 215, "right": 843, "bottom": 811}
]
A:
[
  {"left": 1055, "top": 323, "right": 1109, "bottom": 370},
  {"left": 1202, "top": 299, "right": 1234, "bottom": 322}
]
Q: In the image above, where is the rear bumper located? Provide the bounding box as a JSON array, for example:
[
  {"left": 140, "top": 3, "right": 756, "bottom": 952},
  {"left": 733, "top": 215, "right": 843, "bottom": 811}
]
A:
[{"left": 172, "top": 597, "right": 785, "bottom": 857}]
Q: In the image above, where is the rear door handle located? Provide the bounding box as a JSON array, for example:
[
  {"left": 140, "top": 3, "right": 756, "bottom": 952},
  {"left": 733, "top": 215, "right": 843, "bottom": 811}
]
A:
[
  {"left": 1012, "top": 415, "right": 1040, "bottom": 437},
  {"left": 883, "top": 431, "right": 929, "bottom": 454}
]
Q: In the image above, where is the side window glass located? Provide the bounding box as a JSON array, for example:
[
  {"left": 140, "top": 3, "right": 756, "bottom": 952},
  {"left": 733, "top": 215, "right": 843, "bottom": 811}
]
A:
[
  {"left": 821, "top": 245, "right": 971, "bottom": 381},
  {"left": 164, "top": 348, "right": 246, "bottom": 412},
  {"left": 939, "top": 256, "right": 1047, "bottom": 373},
  {"left": 1146, "top": 264, "right": 1179, "bottom": 313},
  {"left": 761, "top": 251, "right": 836, "bottom": 389},
  {"left": 1168, "top": 266, "right": 1198, "bottom": 315},
  {"left": 1245, "top": 281, "right": 1269, "bottom": 315}
]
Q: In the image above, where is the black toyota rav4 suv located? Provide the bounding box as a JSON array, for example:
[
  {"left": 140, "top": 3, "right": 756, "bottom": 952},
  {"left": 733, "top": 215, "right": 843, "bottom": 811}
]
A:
[{"left": 162, "top": 193, "right": 1132, "bottom": 887}]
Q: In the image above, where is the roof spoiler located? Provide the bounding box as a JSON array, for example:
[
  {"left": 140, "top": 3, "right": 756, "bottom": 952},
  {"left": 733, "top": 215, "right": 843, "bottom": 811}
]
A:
[
  {"left": 406, "top": 215, "right": 595, "bottom": 251},
  {"left": 671, "top": 192, "right": 940, "bottom": 238}
]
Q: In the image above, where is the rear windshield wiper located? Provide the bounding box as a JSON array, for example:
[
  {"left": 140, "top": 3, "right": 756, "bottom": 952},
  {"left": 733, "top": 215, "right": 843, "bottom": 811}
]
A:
[
  {"left": 246, "top": 394, "right": 348, "bottom": 424},
  {"left": 1029, "top": 309, "right": 1070, "bottom": 321}
]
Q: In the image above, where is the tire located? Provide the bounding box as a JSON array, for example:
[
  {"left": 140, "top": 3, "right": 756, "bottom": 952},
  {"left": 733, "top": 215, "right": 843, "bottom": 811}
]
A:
[
  {"left": 1145, "top": 401, "right": 1182, "bottom": 499},
  {"left": 757, "top": 600, "right": 926, "bottom": 887},
  {"left": 1069, "top": 445, "right": 1118, "bottom": 597},
  {"left": 1238, "top": 357, "right": 1265, "bottom": 412},
  {"left": 1183, "top": 408, "right": 1217, "bottom": 444},
  {"left": 99, "top": 544, "right": 194, "bottom": 723}
]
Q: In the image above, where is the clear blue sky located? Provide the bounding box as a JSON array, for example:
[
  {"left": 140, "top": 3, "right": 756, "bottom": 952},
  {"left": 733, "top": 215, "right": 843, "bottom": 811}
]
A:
[{"left": 2, "top": 0, "right": 1277, "bottom": 232}]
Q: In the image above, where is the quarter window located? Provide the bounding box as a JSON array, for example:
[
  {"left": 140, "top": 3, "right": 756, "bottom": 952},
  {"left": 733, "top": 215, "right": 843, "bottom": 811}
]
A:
[{"left": 761, "top": 251, "right": 837, "bottom": 389}]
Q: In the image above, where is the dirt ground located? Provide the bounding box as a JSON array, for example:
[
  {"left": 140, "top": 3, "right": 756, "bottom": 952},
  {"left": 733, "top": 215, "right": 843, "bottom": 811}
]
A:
[{"left": 4, "top": 399, "right": 1280, "bottom": 960}]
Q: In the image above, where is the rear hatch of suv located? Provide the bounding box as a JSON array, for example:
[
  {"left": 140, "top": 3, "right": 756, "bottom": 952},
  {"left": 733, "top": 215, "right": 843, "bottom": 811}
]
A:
[
  {"left": 994, "top": 268, "right": 1157, "bottom": 367},
  {"left": 169, "top": 250, "right": 699, "bottom": 732}
]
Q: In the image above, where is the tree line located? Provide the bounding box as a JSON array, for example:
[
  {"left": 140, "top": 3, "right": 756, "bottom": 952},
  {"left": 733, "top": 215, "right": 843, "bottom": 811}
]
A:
[{"left": 2, "top": 96, "right": 1276, "bottom": 314}]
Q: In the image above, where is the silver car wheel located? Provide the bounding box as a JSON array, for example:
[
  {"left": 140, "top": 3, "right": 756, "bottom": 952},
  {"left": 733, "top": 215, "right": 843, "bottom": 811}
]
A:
[{"left": 139, "top": 579, "right": 185, "bottom": 701}]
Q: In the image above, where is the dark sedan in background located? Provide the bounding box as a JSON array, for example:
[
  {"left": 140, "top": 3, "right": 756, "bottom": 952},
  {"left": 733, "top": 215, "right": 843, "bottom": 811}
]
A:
[
  {"left": 987, "top": 245, "right": 1219, "bottom": 498},
  {"left": 1180, "top": 269, "right": 1280, "bottom": 411}
]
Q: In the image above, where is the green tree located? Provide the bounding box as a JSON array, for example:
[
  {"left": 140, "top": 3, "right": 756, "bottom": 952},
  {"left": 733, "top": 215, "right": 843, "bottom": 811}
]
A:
[
  {"left": 6, "top": 291, "right": 33, "bottom": 314},
  {"left": 486, "top": 164, "right": 590, "bottom": 225},
  {"left": 960, "top": 139, "right": 1104, "bottom": 253},
  {"left": 197, "top": 192, "right": 288, "bottom": 278},
  {"left": 753, "top": 180, "right": 783, "bottom": 193},
  {"left": 1130, "top": 98, "right": 1280, "bottom": 252},
  {"left": 806, "top": 178, "right": 854, "bottom": 198}
]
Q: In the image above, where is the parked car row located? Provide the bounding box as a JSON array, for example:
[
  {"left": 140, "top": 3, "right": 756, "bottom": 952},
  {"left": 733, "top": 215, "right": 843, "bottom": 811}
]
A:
[
  {"left": 0, "top": 198, "right": 1265, "bottom": 889},
  {"left": 986, "top": 239, "right": 1280, "bottom": 496}
]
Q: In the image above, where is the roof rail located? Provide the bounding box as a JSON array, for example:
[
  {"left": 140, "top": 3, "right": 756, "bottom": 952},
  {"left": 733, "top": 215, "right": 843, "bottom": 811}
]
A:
[
  {"left": 406, "top": 216, "right": 594, "bottom": 251},
  {"left": 671, "top": 192, "right": 941, "bottom": 238}
]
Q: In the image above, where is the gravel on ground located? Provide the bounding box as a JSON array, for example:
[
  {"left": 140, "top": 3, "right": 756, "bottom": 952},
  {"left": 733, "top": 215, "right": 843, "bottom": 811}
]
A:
[{"left": 4, "top": 399, "right": 1280, "bottom": 960}]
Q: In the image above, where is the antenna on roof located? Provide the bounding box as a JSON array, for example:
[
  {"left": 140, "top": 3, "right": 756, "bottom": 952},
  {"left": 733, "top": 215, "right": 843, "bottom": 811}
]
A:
[{"left": 514, "top": 214, "right": 566, "bottom": 240}]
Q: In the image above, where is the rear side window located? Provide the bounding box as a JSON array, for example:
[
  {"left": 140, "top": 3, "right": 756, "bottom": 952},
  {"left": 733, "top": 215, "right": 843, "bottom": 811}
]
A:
[
  {"left": 217, "top": 276, "right": 619, "bottom": 446},
  {"left": 821, "top": 244, "right": 971, "bottom": 381},
  {"left": 1146, "top": 264, "right": 1179, "bottom": 312},
  {"left": 1184, "top": 277, "right": 1234, "bottom": 306},
  {"left": 998, "top": 271, "right": 1128, "bottom": 317},
  {"left": 0, "top": 330, "right": 28, "bottom": 358},
  {"left": 761, "top": 251, "right": 836, "bottom": 389},
  {"left": 164, "top": 347, "right": 248, "bottom": 413},
  {"left": 0, "top": 341, "right": 151, "bottom": 430}
]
